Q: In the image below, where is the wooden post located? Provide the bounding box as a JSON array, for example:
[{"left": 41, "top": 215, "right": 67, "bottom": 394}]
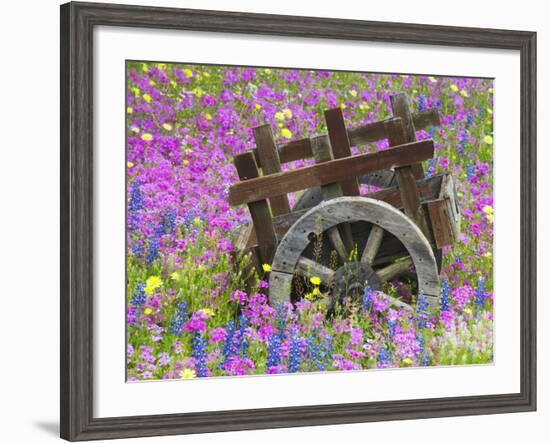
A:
[
  {"left": 253, "top": 124, "right": 291, "bottom": 216},
  {"left": 324, "top": 108, "right": 360, "bottom": 196},
  {"left": 311, "top": 135, "right": 354, "bottom": 257},
  {"left": 390, "top": 93, "right": 424, "bottom": 179},
  {"left": 234, "top": 152, "right": 277, "bottom": 268},
  {"left": 386, "top": 119, "right": 431, "bottom": 240}
]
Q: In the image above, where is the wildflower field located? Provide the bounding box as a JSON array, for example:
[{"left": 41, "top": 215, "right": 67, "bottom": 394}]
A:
[{"left": 126, "top": 62, "right": 494, "bottom": 380}]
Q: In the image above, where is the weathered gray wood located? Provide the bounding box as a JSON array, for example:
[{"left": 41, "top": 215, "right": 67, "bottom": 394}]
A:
[
  {"left": 273, "top": 174, "right": 444, "bottom": 241},
  {"left": 292, "top": 170, "right": 396, "bottom": 212},
  {"left": 254, "top": 124, "right": 291, "bottom": 216},
  {"left": 390, "top": 93, "right": 424, "bottom": 178},
  {"left": 233, "top": 152, "right": 277, "bottom": 267},
  {"left": 361, "top": 224, "right": 384, "bottom": 265},
  {"left": 269, "top": 271, "right": 294, "bottom": 306},
  {"left": 269, "top": 197, "right": 440, "bottom": 308},
  {"left": 311, "top": 134, "right": 354, "bottom": 254},
  {"left": 376, "top": 257, "right": 414, "bottom": 282},
  {"left": 324, "top": 108, "right": 360, "bottom": 196},
  {"left": 296, "top": 257, "right": 335, "bottom": 285},
  {"left": 229, "top": 140, "right": 434, "bottom": 206},
  {"left": 232, "top": 222, "right": 253, "bottom": 252}
]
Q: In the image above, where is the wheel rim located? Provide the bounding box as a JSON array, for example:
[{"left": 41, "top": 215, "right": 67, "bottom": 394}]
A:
[{"left": 269, "top": 196, "right": 440, "bottom": 310}]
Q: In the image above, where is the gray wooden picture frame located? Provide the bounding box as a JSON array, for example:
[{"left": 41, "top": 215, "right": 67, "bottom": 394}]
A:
[{"left": 60, "top": 1, "right": 537, "bottom": 440}]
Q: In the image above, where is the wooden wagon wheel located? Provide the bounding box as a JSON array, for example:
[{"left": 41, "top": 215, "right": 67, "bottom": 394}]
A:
[
  {"left": 269, "top": 196, "right": 440, "bottom": 312},
  {"left": 292, "top": 175, "right": 444, "bottom": 274}
]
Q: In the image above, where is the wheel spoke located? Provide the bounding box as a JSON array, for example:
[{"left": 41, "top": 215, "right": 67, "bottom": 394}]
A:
[
  {"left": 376, "top": 256, "right": 414, "bottom": 282},
  {"left": 361, "top": 224, "right": 384, "bottom": 265},
  {"left": 327, "top": 226, "right": 348, "bottom": 261},
  {"left": 296, "top": 257, "right": 335, "bottom": 285}
]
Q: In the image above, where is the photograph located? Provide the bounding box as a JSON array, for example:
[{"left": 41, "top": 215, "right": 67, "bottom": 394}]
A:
[{"left": 125, "top": 62, "right": 494, "bottom": 380}]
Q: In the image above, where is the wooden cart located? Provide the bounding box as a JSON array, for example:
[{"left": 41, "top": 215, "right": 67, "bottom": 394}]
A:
[{"left": 228, "top": 93, "right": 460, "bottom": 312}]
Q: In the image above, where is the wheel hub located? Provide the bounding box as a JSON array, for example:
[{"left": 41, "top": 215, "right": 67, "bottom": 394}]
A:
[{"left": 328, "top": 261, "right": 381, "bottom": 314}]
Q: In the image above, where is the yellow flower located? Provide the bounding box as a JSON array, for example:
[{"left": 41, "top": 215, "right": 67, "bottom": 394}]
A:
[
  {"left": 489, "top": 87, "right": 494, "bottom": 93},
  {"left": 359, "top": 102, "right": 370, "bottom": 110},
  {"left": 127, "top": 161, "right": 134, "bottom": 168},
  {"left": 428, "top": 76, "right": 437, "bottom": 83},
  {"left": 131, "top": 126, "right": 140, "bottom": 133},
  {"left": 275, "top": 111, "right": 285, "bottom": 121},
  {"left": 312, "top": 287, "right": 320, "bottom": 296},
  {"left": 127, "top": 107, "right": 133, "bottom": 114},
  {"left": 157, "top": 63, "right": 167, "bottom": 70},
  {"left": 180, "top": 368, "right": 196, "bottom": 379},
  {"left": 141, "top": 133, "right": 153, "bottom": 141},
  {"left": 487, "top": 108, "right": 493, "bottom": 115},
  {"left": 450, "top": 84, "right": 459, "bottom": 92},
  {"left": 483, "top": 252, "right": 492, "bottom": 258},
  {"left": 184, "top": 68, "right": 193, "bottom": 78},
  {"left": 203, "top": 71, "right": 210, "bottom": 78},
  {"left": 483, "top": 205, "right": 494, "bottom": 223},
  {"left": 199, "top": 308, "right": 215, "bottom": 317},
  {"left": 131, "top": 87, "right": 141, "bottom": 97},
  {"left": 183, "top": 159, "right": 189, "bottom": 166},
  {"left": 162, "top": 123, "right": 173, "bottom": 131},
  {"left": 264, "top": 68, "right": 271, "bottom": 74},
  {"left": 340, "top": 103, "right": 346, "bottom": 109},
  {"left": 349, "top": 90, "right": 358, "bottom": 97},
  {"left": 192, "top": 87, "right": 204, "bottom": 97},
  {"left": 149, "top": 79, "right": 155, "bottom": 86},
  {"left": 145, "top": 276, "right": 162, "bottom": 294},
  {"left": 463, "top": 308, "right": 473, "bottom": 315},
  {"left": 310, "top": 276, "right": 321, "bottom": 286},
  {"left": 140, "top": 63, "right": 148, "bottom": 73},
  {"left": 460, "top": 89, "right": 468, "bottom": 97},
  {"left": 143, "top": 93, "right": 152, "bottom": 103},
  {"left": 281, "top": 128, "right": 292, "bottom": 139},
  {"left": 170, "top": 271, "right": 181, "bottom": 281},
  {"left": 205, "top": 113, "right": 212, "bottom": 121},
  {"left": 170, "top": 80, "right": 177, "bottom": 88},
  {"left": 254, "top": 103, "right": 262, "bottom": 110},
  {"left": 403, "top": 358, "right": 414, "bottom": 366},
  {"left": 144, "top": 307, "right": 152, "bottom": 315},
  {"left": 483, "top": 135, "right": 493, "bottom": 144},
  {"left": 283, "top": 108, "right": 292, "bottom": 118},
  {"left": 262, "top": 263, "right": 272, "bottom": 273},
  {"left": 304, "top": 292, "right": 315, "bottom": 301}
]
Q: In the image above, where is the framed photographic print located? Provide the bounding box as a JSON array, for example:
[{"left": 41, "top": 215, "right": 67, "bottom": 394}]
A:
[{"left": 60, "top": 1, "right": 537, "bottom": 441}]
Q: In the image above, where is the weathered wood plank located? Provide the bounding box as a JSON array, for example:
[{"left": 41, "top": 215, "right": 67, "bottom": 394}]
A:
[
  {"left": 413, "top": 108, "right": 440, "bottom": 131},
  {"left": 229, "top": 140, "right": 434, "bottom": 206},
  {"left": 311, "top": 134, "right": 354, "bottom": 253},
  {"left": 269, "top": 197, "right": 440, "bottom": 307},
  {"left": 254, "top": 124, "right": 291, "bottom": 216},
  {"left": 324, "top": 108, "right": 360, "bottom": 196},
  {"left": 347, "top": 118, "right": 395, "bottom": 147},
  {"left": 271, "top": 175, "right": 443, "bottom": 240},
  {"left": 390, "top": 93, "right": 424, "bottom": 179},
  {"left": 426, "top": 199, "right": 454, "bottom": 249},
  {"left": 387, "top": 118, "right": 432, "bottom": 240},
  {"left": 361, "top": 225, "right": 384, "bottom": 265},
  {"left": 251, "top": 109, "right": 439, "bottom": 168},
  {"left": 296, "top": 257, "right": 335, "bottom": 285},
  {"left": 233, "top": 152, "right": 277, "bottom": 267}
]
